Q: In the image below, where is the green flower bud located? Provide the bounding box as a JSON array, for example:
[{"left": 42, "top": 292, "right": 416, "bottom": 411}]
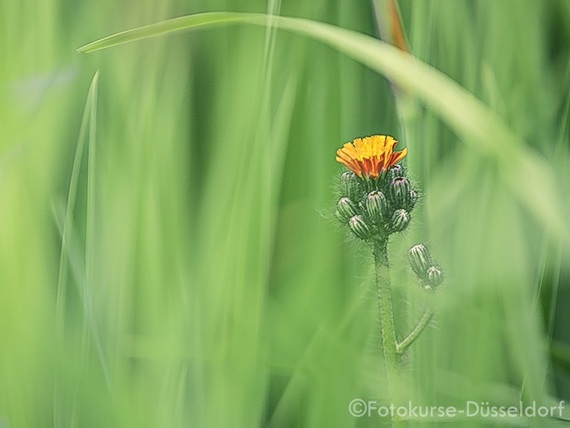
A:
[
  {"left": 389, "top": 177, "right": 411, "bottom": 208},
  {"left": 336, "top": 197, "right": 357, "bottom": 222},
  {"left": 389, "top": 164, "right": 404, "bottom": 179},
  {"left": 348, "top": 215, "right": 371, "bottom": 240},
  {"left": 408, "top": 243, "right": 444, "bottom": 290},
  {"left": 426, "top": 265, "right": 444, "bottom": 289},
  {"left": 390, "top": 209, "right": 410, "bottom": 232},
  {"left": 340, "top": 171, "right": 358, "bottom": 198},
  {"left": 407, "top": 189, "right": 419, "bottom": 210},
  {"left": 408, "top": 244, "right": 432, "bottom": 279},
  {"left": 365, "top": 190, "right": 388, "bottom": 223}
]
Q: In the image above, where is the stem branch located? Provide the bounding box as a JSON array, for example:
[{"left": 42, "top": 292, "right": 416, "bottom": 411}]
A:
[{"left": 397, "top": 308, "right": 435, "bottom": 355}]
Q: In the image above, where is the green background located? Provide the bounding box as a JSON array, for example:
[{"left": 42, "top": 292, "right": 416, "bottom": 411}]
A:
[{"left": 1, "top": 0, "right": 570, "bottom": 427}]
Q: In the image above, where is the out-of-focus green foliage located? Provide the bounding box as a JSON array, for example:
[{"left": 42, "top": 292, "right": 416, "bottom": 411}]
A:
[{"left": 1, "top": 1, "right": 569, "bottom": 427}]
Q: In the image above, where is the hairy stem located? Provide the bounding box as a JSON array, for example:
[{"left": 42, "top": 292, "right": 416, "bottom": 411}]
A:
[
  {"left": 397, "top": 308, "right": 435, "bottom": 355},
  {"left": 373, "top": 238, "right": 401, "bottom": 426}
]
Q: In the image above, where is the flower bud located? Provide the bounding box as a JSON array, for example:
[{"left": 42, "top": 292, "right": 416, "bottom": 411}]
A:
[
  {"left": 340, "top": 171, "right": 358, "bottom": 198},
  {"left": 407, "top": 189, "right": 419, "bottom": 210},
  {"left": 389, "top": 164, "right": 404, "bottom": 179},
  {"left": 426, "top": 265, "right": 444, "bottom": 289},
  {"left": 408, "top": 244, "right": 432, "bottom": 279},
  {"left": 336, "top": 197, "right": 357, "bottom": 222},
  {"left": 365, "top": 191, "right": 388, "bottom": 223},
  {"left": 390, "top": 209, "right": 410, "bottom": 232},
  {"left": 389, "top": 177, "right": 411, "bottom": 208},
  {"left": 408, "top": 243, "right": 444, "bottom": 290},
  {"left": 348, "top": 215, "right": 371, "bottom": 240}
]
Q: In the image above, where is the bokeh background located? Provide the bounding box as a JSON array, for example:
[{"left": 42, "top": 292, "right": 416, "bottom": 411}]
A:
[{"left": 1, "top": 0, "right": 570, "bottom": 427}]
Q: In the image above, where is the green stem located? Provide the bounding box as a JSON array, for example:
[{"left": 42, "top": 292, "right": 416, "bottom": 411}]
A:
[
  {"left": 397, "top": 309, "right": 434, "bottom": 355},
  {"left": 373, "top": 238, "right": 401, "bottom": 427}
]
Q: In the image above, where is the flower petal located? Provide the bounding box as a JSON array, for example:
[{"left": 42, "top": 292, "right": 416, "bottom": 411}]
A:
[{"left": 336, "top": 135, "right": 407, "bottom": 178}]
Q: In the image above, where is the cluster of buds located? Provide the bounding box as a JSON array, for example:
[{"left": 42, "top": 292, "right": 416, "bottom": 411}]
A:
[
  {"left": 336, "top": 166, "right": 418, "bottom": 241},
  {"left": 408, "top": 243, "right": 444, "bottom": 290},
  {"left": 335, "top": 135, "right": 445, "bottom": 291}
]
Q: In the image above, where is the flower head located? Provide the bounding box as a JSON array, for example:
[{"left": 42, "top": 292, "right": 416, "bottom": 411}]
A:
[{"left": 336, "top": 135, "right": 408, "bottom": 179}]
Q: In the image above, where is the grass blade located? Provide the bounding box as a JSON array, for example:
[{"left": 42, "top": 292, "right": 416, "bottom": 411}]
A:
[{"left": 77, "top": 11, "right": 568, "bottom": 240}]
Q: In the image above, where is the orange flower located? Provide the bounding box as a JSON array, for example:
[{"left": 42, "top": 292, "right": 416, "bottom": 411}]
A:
[{"left": 336, "top": 135, "right": 408, "bottom": 178}]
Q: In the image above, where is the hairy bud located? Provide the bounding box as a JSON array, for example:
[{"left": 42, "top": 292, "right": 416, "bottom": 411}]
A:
[
  {"left": 348, "top": 215, "right": 371, "bottom": 240},
  {"left": 426, "top": 265, "right": 444, "bottom": 289},
  {"left": 365, "top": 191, "right": 388, "bottom": 223},
  {"left": 408, "top": 244, "right": 432, "bottom": 278},
  {"left": 389, "top": 177, "right": 411, "bottom": 208},
  {"left": 336, "top": 197, "right": 357, "bottom": 222},
  {"left": 390, "top": 209, "right": 410, "bottom": 232}
]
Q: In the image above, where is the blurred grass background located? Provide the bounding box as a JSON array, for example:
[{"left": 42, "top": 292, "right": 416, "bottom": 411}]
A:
[{"left": 1, "top": 0, "right": 570, "bottom": 427}]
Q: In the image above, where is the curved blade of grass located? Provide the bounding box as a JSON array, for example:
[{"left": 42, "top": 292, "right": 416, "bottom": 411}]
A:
[
  {"left": 53, "top": 70, "right": 113, "bottom": 423},
  {"left": 78, "top": 12, "right": 567, "bottom": 238},
  {"left": 53, "top": 71, "right": 98, "bottom": 428},
  {"left": 77, "top": 13, "right": 263, "bottom": 54},
  {"left": 56, "top": 70, "right": 112, "bottom": 389}
]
